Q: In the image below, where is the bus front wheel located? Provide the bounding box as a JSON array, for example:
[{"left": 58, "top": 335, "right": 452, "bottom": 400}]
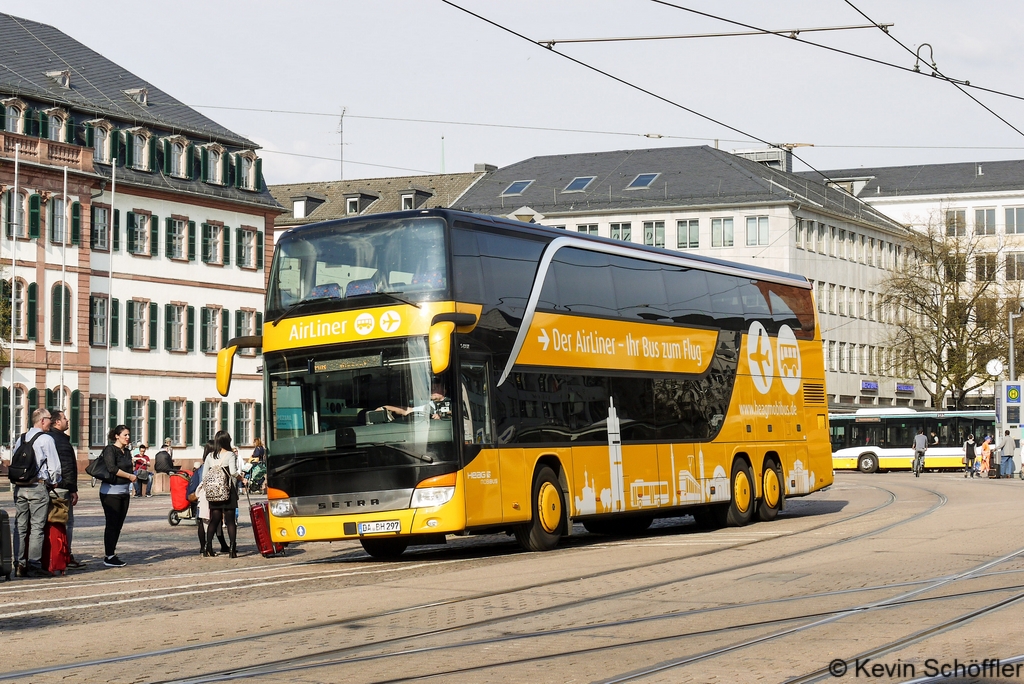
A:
[
  {"left": 858, "top": 454, "right": 878, "bottom": 473},
  {"left": 725, "top": 460, "right": 755, "bottom": 527},
  {"left": 757, "top": 459, "right": 783, "bottom": 522},
  {"left": 515, "top": 466, "right": 565, "bottom": 552},
  {"left": 360, "top": 537, "right": 409, "bottom": 559}
]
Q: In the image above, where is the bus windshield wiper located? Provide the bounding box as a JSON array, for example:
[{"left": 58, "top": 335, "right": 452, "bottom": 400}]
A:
[
  {"left": 347, "top": 291, "right": 421, "bottom": 309},
  {"left": 358, "top": 441, "right": 433, "bottom": 463},
  {"left": 271, "top": 296, "right": 343, "bottom": 326}
]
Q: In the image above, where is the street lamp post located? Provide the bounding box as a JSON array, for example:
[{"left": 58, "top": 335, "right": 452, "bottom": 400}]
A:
[{"left": 1011, "top": 304, "right": 1024, "bottom": 381}]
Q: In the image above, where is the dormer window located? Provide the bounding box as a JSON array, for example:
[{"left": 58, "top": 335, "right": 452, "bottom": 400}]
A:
[
  {"left": 501, "top": 180, "right": 533, "bottom": 196},
  {"left": 563, "top": 176, "right": 595, "bottom": 193},
  {"left": 1, "top": 98, "right": 26, "bottom": 135},
  {"left": 291, "top": 194, "right": 325, "bottom": 219},
  {"left": 201, "top": 145, "right": 225, "bottom": 185},
  {"left": 400, "top": 188, "right": 432, "bottom": 211},
  {"left": 232, "top": 151, "right": 261, "bottom": 191},
  {"left": 626, "top": 173, "right": 660, "bottom": 190},
  {"left": 347, "top": 198, "right": 359, "bottom": 215},
  {"left": 125, "top": 128, "right": 154, "bottom": 171},
  {"left": 43, "top": 108, "right": 69, "bottom": 143},
  {"left": 162, "top": 136, "right": 192, "bottom": 178},
  {"left": 45, "top": 70, "right": 71, "bottom": 89},
  {"left": 86, "top": 120, "right": 113, "bottom": 164},
  {"left": 123, "top": 88, "right": 148, "bottom": 106},
  {"left": 402, "top": 195, "right": 414, "bottom": 211},
  {"left": 344, "top": 191, "right": 379, "bottom": 215}
]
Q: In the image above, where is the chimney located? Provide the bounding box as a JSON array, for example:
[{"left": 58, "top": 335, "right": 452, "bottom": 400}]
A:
[{"left": 474, "top": 163, "right": 497, "bottom": 173}]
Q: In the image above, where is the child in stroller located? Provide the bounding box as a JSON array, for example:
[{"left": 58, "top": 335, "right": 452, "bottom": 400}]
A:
[{"left": 247, "top": 461, "right": 267, "bottom": 494}]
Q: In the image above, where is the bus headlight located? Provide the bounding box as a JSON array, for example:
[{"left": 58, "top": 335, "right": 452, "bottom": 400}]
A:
[
  {"left": 410, "top": 486, "right": 455, "bottom": 508},
  {"left": 269, "top": 499, "right": 295, "bottom": 517}
]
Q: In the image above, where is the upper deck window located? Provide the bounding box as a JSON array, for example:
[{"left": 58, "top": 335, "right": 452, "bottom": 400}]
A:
[
  {"left": 563, "top": 176, "right": 595, "bottom": 193},
  {"left": 268, "top": 217, "right": 448, "bottom": 320},
  {"left": 501, "top": 180, "right": 533, "bottom": 196},
  {"left": 626, "top": 173, "right": 659, "bottom": 189}
]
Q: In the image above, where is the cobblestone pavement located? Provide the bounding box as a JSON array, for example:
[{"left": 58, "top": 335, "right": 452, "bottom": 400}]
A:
[{"left": 2, "top": 472, "right": 1024, "bottom": 683}]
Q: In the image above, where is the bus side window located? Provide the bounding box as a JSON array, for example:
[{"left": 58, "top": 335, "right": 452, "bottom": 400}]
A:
[{"left": 460, "top": 360, "right": 493, "bottom": 445}]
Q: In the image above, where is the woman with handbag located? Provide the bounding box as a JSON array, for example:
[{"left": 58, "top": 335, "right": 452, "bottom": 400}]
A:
[
  {"left": 203, "top": 431, "right": 240, "bottom": 557},
  {"left": 99, "top": 425, "right": 137, "bottom": 568}
]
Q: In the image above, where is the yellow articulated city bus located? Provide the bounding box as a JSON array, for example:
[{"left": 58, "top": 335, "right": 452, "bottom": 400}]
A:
[{"left": 217, "top": 209, "right": 833, "bottom": 558}]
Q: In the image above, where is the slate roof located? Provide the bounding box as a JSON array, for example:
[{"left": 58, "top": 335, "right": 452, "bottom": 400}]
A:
[
  {"left": 270, "top": 171, "right": 488, "bottom": 227},
  {"left": 0, "top": 12, "right": 251, "bottom": 147},
  {"left": 454, "top": 145, "right": 906, "bottom": 234},
  {"left": 797, "top": 159, "right": 1024, "bottom": 198}
]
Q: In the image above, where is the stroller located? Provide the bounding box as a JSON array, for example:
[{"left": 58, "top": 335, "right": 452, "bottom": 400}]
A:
[
  {"left": 247, "top": 461, "right": 267, "bottom": 494},
  {"left": 168, "top": 469, "right": 197, "bottom": 526}
]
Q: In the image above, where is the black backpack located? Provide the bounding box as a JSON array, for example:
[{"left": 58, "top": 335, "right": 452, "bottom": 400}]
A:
[{"left": 7, "top": 433, "right": 45, "bottom": 485}]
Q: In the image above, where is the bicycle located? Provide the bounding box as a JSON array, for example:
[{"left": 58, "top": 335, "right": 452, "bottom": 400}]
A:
[{"left": 913, "top": 451, "right": 925, "bottom": 477}]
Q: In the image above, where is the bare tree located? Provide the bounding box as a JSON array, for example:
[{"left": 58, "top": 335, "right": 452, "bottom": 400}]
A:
[{"left": 880, "top": 210, "right": 1018, "bottom": 408}]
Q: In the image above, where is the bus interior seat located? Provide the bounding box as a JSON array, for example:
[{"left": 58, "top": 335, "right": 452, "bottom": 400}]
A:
[
  {"left": 309, "top": 283, "right": 342, "bottom": 299},
  {"left": 345, "top": 278, "right": 377, "bottom": 297},
  {"left": 411, "top": 270, "right": 444, "bottom": 290}
]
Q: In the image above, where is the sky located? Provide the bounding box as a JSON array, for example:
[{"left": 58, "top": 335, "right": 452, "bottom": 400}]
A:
[{"left": 15, "top": 0, "right": 1024, "bottom": 185}]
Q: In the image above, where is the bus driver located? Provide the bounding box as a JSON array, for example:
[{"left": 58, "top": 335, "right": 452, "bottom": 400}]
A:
[{"left": 379, "top": 382, "right": 451, "bottom": 420}]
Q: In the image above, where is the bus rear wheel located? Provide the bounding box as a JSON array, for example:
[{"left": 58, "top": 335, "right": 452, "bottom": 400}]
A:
[
  {"left": 725, "top": 460, "right": 755, "bottom": 527},
  {"left": 515, "top": 466, "right": 565, "bottom": 552},
  {"left": 757, "top": 459, "right": 783, "bottom": 522},
  {"left": 360, "top": 537, "right": 409, "bottom": 559},
  {"left": 858, "top": 454, "right": 878, "bottom": 473}
]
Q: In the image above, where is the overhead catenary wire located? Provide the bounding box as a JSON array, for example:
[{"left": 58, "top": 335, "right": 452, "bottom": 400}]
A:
[{"left": 538, "top": 22, "right": 889, "bottom": 47}]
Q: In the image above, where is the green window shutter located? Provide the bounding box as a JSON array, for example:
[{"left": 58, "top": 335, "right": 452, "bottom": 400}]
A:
[
  {"left": 187, "top": 306, "right": 195, "bottom": 352},
  {"left": 0, "top": 388, "right": 9, "bottom": 445},
  {"left": 149, "top": 302, "right": 158, "bottom": 350},
  {"left": 188, "top": 221, "right": 196, "bottom": 261},
  {"left": 0, "top": 106, "right": 5, "bottom": 131},
  {"left": 254, "top": 158, "right": 262, "bottom": 191},
  {"left": 185, "top": 401, "right": 194, "bottom": 447},
  {"left": 201, "top": 149, "right": 208, "bottom": 182},
  {"left": 162, "top": 400, "right": 172, "bottom": 444},
  {"left": 201, "top": 223, "right": 211, "bottom": 262},
  {"left": 108, "top": 129, "right": 117, "bottom": 163},
  {"left": 65, "top": 118, "right": 75, "bottom": 144},
  {"left": 126, "top": 212, "right": 136, "bottom": 253},
  {"left": 148, "top": 136, "right": 156, "bottom": 172},
  {"left": 71, "top": 201, "right": 81, "bottom": 245},
  {"left": 26, "top": 282, "right": 37, "bottom": 340},
  {"left": 184, "top": 144, "right": 193, "bottom": 180},
  {"left": 220, "top": 402, "right": 228, "bottom": 433},
  {"left": 125, "top": 301, "right": 135, "bottom": 348},
  {"left": 46, "top": 389, "right": 55, "bottom": 412},
  {"left": 124, "top": 400, "right": 131, "bottom": 439},
  {"left": 255, "top": 312, "right": 263, "bottom": 336},
  {"left": 221, "top": 309, "right": 229, "bottom": 348},
  {"left": 148, "top": 399, "right": 156, "bottom": 446},
  {"left": 109, "top": 397, "right": 117, "bottom": 432},
  {"left": 255, "top": 403, "right": 262, "bottom": 444},
  {"left": 110, "top": 298, "right": 119, "bottom": 347},
  {"left": 28, "top": 388, "right": 38, "bottom": 416},
  {"left": 200, "top": 308, "right": 209, "bottom": 352},
  {"left": 234, "top": 310, "right": 242, "bottom": 338},
  {"left": 233, "top": 156, "right": 242, "bottom": 188},
  {"left": 39, "top": 112, "right": 49, "bottom": 139},
  {"left": 164, "top": 303, "right": 173, "bottom": 350},
  {"left": 50, "top": 284, "right": 61, "bottom": 343},
  {"left": 5, "top": 190, "right": 13, "bottom": 239},
  {"left": 85, "top": 123, "right": 93, "bottom": 148},
  {"left": 150, "top": 215, "right": 159, "bottom": 257},
  {"left": 235, "top": 227, "right": 242, "bottom": 265},
  {"left": 88, "top": 297, "right": 95, "bottom": 345},
  {"left": 125, "top": 132, "right": 134, "bottom": 167},
  {"left": 256, "top": 231, "right": 264, "bottom": 270},
  {"left": 234, "top": 402, "right": 242, "bottom": 441},
  {"left": 70, "top": 390, "right": 80, "bottom": 446},
  {"left": 48, "top": 201, "right": 57, "bottom": 243},
  {"left": 163, "top": 140, "right": 171, "bottom": 174},
  {"left": 222, "top": 226, "right": 231, "bottom": 265},
  {"left": 28, "top": 194, "right": 40, "bottom": 238},
  {"left": 165, "top": 217, "right": 173, "bottom": 257},
  {"left": 112, "top": 209, "right": 120, "bottom": 252}
]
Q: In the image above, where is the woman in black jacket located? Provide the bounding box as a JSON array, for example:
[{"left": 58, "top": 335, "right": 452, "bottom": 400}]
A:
[{"left": 99, "top": 425, "right": 137, "bottom": 568}]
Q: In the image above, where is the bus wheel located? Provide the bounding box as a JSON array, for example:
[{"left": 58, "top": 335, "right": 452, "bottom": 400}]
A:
[
  {"left": 515, "top": 466, "right": 565, "bottom": 552},
  {"left": 857, "top": 454, "right": 878, "bottom": 473},
  {"left": 360, "top": 537, "right": 409, "bottom": 559},
  {"left": 757, "top": 459, "right": 783, "bottom": 522},
  {"left": 725, "top": 460, "right": 755, "bottom": 527}
]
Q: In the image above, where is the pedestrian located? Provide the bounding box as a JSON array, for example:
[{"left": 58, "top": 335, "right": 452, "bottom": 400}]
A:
[
  {"left": 98, "top": 425, "right": 137, "bottom": 567},
  {"left": 48, "top": 410, "right": 83, "bottom": 569},
  {"left": 997, "top": 430, "right": 1016, "bottom": 478},
  {"left": 980, "top": 436, "right": 992, "bottom": 477},
  {"left": 10, "top": 408, "right": 62, "bottom": 578},
  {"left": 251, "top": 438, "right": 265, "bottom": 463},
  {"left": 912, "top": 428, "right": 928, "bottom": 476},
  {"left": 191, "top": 447, "right": 231, "bottom": 556},
  {"left": 962, "top": 434, "right": 977, "bottom": 478},
  {"left": 133, "top": 443, "right": 154, "bottom": 497},
  {"left": 203, "top": 431, "right": 240, "bottom": 558},
  {"left": 154, "top": 438, "right": 178, "bottom": 474}
]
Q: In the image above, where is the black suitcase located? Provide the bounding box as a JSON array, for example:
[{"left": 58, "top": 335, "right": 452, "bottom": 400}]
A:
[{"left": 0, "top": 509, "right": 12, "bottom": 581}]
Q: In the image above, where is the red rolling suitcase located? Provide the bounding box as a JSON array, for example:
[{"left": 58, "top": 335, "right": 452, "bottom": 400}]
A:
[
  {"left": 1, "top": 509, "right": 13, "bottom": 581},
  {"left": 246, "top": 491, "right": 285, "bottom": 558},
  {"left": 41, "top": 521, "right": 69, "bottom": 576}
]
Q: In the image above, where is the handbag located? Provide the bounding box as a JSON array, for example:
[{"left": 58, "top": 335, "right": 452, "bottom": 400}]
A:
[
  {"left": 47, "top": 494, "right": 70, "bottom": 525},
  {"left": 135, "top": 469, "right": 150, "bottom": 482},
  {"left": 203, "top": 459, "right": 231, "bottom": 502},
  {"left": 85, "top": 453, "right": 112, "bottom": 482}
]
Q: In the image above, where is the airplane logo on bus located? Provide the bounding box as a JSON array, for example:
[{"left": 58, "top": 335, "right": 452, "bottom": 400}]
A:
[
  {"left": 379, "top": 310, "right": 401, "bottom": 333},
  {"left": 747, "top": 321, "right": 774, "bottom": 394}
]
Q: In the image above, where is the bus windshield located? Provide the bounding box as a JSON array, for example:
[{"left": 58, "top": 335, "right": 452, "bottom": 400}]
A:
[
  {"left": 267, "top": 337, "right": 456, "bottom": 466},
  {"left": 267, "top": 216, "right": 448, "bottom": 320}
]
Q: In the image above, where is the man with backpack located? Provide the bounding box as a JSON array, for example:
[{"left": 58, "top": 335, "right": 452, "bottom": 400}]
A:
[{"left": 9, "top": 408, "right": 62, "bottom": 578}]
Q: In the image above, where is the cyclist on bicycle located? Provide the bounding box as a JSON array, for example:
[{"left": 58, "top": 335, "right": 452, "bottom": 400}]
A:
[{"left": 912, "top": 428, "right": 928, "bottom": 476}]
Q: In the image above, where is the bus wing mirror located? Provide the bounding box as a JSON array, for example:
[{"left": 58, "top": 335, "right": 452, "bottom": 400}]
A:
[
  {"left": 428, "top": 321, "right": 456, "bottom": 375},
  {"left": 216, "top": 345, "right": 238, "bottom": 397}
]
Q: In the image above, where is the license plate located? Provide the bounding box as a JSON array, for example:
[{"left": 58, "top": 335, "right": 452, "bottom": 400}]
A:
[{"left": 358, "top": 520, "right": 401, "bottom": 535}]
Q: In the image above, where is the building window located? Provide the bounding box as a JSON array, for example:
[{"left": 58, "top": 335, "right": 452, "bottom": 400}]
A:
[
  {"left": 201, "top": 223, "right": 225, "bottom": 264},
  {"left": 47, "top": 114, "right": 63, "bottom": 142},
  {"left": 4, "top": 104, "right": 24, "bottom": 134},
  {"left": 745, "top": 216, "right": 769, "bottom": 246},
  {"left": 973, "top": 208, "right": 996, "bottom": 236},
  {"left": 89, "top": 397, "right": 106, "bottom": 446},
  {"left": 677, "top": 219, "right": 698, "bottom": 249},
  {"left": 166, "top": 304, "right": 185, "bottom": 351},
  {"left": 1007, "top": 253, "right": 1024, "bottom": 281},
  {"left": 133, "top": 133, "right": 148, "bottom": 171},
  {"left": 164, "top": 400, "right": 184, "bottom": 446},
  {"left": 10, "top": 279, "right": 25, "bottom": 340},
  {"left": 346, "top": 198, "right": 359, "bottom": 215},
  {"left": 577, "top": 224, "right": 598, "bottom": 236},
  {"left": 610, "top": 223, "right": 631, "bottom": 241},
  {"left": 815, "top": 282, "right": 825, "bottom": 313},
  {"left": 796, "top": 220, "right": 804, "bottom": 248},
  {"left": 234, "top": 402, "right": 253, "bottom": 446},
  {"left": 126, "top": 399, "right": 145, "bottom": 444},
  {"left": 946, "top": 209, "right": 966, "bottom": 236},
  {"left": 711, "top": 218, "right": 733, "bottom": 247},
  {"left": 91, "top": 206, "right": 109, "bottom": 250},
  {"left": 50, "top": 283, "right": 72, "bottom": 344},
  {"left": 200, "top": 307, "right": 224, "bottom": 353},
  {"left": 401, "top": 195, "right": 414, "bottom": 210},
  {"left": 643, "top": 221, "right": 665, "bottom": 247},
  {"left": 240, "top": 156, "right": 254, "bottom": 189},
  {"left": 127, "top": 300, "right": 154, "bottom": 349},
  {"left": 93, "top": 126, "right": 108, "bottom": 163},
  {"left": 829, "top": 341, "right": 837, "bottom": 372},
  {"left": 501, "top": 180, "right": 533, "bottom": 196},
  {"left": 49, "top": 197, "right": 66, "bottom": 244},
  {"left": 90, "top": 295, "right": 108, "bottom": 346},
  {"left": 168, "top": 219, "right": 187, "bottom": 260},
  {"left": 976, "top": 253, "right": 997, "bottom": 281},
  {"left": 626, "top": 173, "right": 659, "bottom": 189},
  {"left": 1006, "top": 208, "right": 1024, "bottom": 235},
  {"left": 200, "top": 401, "right": 220, "bottom": 444},
  {"left": 128, "top": 213, "right": 150, "bottom": 255},
  {"left": 4, "top": 190, "right": 27, "bottom": 239},
  {"left": 236, "top": 310, "right": 256, "bottom": 338},
  {"left": 563, "top": 176, "right": 595, "bottom": 192}
]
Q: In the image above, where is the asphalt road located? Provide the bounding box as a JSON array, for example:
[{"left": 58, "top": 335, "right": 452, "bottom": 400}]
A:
[{"left": 2, "top": 471, "right": 1024, "bottom": 684}]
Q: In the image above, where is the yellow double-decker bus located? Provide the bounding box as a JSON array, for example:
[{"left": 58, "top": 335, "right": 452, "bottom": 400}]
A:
[{"left": 217, "top": 209, "right": 833, "bottom": 558}]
